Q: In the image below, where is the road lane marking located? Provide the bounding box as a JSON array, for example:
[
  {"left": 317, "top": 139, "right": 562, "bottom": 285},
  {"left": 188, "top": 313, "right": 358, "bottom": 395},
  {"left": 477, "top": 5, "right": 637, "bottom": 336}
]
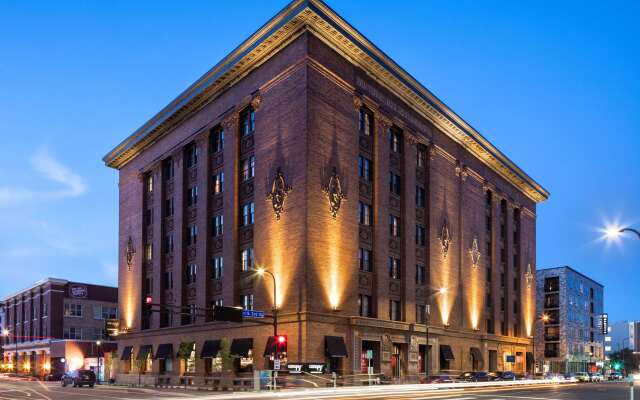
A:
[{"left": 473, "top": 395, "right": 563, "bottom": 400}]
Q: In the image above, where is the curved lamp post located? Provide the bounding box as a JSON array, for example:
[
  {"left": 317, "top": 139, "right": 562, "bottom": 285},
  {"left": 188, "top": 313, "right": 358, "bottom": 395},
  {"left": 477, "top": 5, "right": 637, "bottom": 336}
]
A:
[
  {"left": 253, "top": 267, "right": 279, "bottom": 369},
  {"left": 423, "top": 286, "right": 447, "bottom": 378},
  {"left": 605, "top": 227, "right": 640, "bottom": 241}
]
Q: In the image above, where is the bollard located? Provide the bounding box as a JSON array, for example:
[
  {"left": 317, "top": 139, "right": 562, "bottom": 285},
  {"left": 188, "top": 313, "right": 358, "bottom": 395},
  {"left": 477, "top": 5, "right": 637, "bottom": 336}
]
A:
[
  {"left": 332, "top": 372, "right": 337, "bottom": 388},
  {"left": 630, "top": 375, "right": 634, "bottom": 400}
]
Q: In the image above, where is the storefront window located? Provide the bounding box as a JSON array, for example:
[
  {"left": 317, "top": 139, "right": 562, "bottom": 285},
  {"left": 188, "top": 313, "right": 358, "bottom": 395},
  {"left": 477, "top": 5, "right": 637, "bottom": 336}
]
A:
[{"left": 186, "top": 345, "right": 196, "bottom": 374}]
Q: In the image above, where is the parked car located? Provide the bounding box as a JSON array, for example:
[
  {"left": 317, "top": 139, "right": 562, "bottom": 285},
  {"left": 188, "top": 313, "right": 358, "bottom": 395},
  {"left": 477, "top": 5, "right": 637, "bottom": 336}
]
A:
[
  {"left": 608, "top": 372, "right": 624, "bottom": 381},
  {"left": 589, "top": 372, "right": 604, "bottom": 382},
  {"left": 421, "top": 374, "right": 455, "bottom": 384},
  {"left": 493, "top": 371, "right": 517, "bottom": 381},
  {"left": 574, "top": 372, "right": 590, "bottom": 382},
  {"left": 43, "top": 372, "right": 64, "bottom": 381},
  {"left": 458, "top": 371, "right": 492, "bottom": 382},
  {"left": 544, "top": 372, "right": 566, "bottom": 381},
  {"left": 61, "top": 370, "right": 96, "bottom": 388}
]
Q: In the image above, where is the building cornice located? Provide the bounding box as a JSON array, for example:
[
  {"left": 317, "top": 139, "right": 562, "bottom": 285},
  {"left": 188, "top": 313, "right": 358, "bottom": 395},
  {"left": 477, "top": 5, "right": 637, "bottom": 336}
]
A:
[{"left": 102, "top": 0, "right": 549, "bottom": 203}]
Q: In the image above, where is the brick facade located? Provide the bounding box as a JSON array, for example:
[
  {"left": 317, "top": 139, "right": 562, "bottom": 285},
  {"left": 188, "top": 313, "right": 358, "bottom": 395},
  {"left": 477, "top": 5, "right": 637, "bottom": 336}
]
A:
[{"left": 105, "top": 0, "right": 547, "bottom": 384}]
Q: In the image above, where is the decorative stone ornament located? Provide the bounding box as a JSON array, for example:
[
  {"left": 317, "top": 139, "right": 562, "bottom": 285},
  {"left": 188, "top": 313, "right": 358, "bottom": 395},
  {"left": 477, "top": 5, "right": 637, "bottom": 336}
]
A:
[
  {"left": 439, "top": 218, "right": 452, "bottom": 259},
  {"left": 125, "top": 236, "right": 135, "bottom": 271},
  {"left": 469, "top": 237, "right": 481, "bottom": 268},
  {"left": 323, "top": 167, "right": 346, "bottom": 219},
  {"left": 525, "top": 263, "right": 534, "bottom": 289},
  {"left": 267, "top": 168, "right": 292, "bottom": 220}
]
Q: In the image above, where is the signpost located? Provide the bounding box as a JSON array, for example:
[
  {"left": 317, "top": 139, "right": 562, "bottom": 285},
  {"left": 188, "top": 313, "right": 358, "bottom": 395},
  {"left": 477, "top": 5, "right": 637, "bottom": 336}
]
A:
[{"left": 242, "top": 310, "right": 265, "bottom": 318}]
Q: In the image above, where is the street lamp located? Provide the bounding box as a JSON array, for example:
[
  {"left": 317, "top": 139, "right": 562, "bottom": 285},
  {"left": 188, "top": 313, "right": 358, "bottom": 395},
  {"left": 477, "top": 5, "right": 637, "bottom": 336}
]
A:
[
  {"left": 423, "top": 287, "right": 447, "bottom": 378},
  {"left": 253, "top": 267, "right": 279, "bottom": 370},
  {"left": 533, "top": 314, "right": 550, "bottom": 374},
  {"left": 96, "top": 340, "right": 102, "bottom": 384},
  {"left": 604, "top": 226, "right": 640, "bottom": 241},
  {"left": 2, "top": 329, "right": 18, "bottom": 374}
]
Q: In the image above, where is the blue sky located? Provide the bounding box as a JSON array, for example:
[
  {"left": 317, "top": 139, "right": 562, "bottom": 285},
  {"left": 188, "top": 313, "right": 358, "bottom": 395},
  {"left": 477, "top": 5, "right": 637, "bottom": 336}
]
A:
[{"left": 0, "top": 1, "right": 638, "bottom": 321}]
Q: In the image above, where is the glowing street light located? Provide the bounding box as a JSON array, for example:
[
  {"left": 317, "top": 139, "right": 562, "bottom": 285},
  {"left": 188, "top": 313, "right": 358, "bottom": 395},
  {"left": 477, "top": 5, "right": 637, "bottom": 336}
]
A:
[
  {"left": 423, "top": 286, "right": 448, "bottom": 377},
  {"left": 603, "top": 225, "right": 640, "bottom": 241},
  {"left": 253, "top": 266, "right": 280, "bottom": 373}
]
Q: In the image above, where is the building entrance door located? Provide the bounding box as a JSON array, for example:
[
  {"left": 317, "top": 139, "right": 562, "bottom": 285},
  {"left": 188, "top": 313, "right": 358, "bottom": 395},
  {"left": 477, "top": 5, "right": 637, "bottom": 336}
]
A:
[{"left": 391, "top": 343, "right": 404, "bottom": 378}]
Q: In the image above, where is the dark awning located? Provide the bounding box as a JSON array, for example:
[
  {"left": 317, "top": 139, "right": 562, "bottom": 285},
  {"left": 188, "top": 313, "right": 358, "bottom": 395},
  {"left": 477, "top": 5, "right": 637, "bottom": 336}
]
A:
[
  {"left": 325, "top": 336, "right": 348, "bottom": 358},
  {"left": 155, "top": 344, "right": 173, "bottom": 360},
  {"left": 230, "top": 338, "right": 253, "bottom": 358},
  {"left": 136, "top": 345, "right": 153, "bottom": 361},
  {"left": 264, "top": 336, "right": 276, "bottom": 356},
  {"left": 201, "top": 340, "right": 222, "bottom": 358},
  {"left": 440, "top": 345, "right": 455, "bottom": 361},
  {"left": 470, "top": 347, "right": 483, "bottom": 362},
  {"left": 121, "top": 346, "right": 133, "bottom": 360}
]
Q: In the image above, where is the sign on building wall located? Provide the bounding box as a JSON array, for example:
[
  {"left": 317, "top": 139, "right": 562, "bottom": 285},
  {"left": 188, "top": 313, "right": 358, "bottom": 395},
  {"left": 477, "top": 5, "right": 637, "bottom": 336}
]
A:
[{"left": 69, "top": 285, "right": 88, "bottom": 298}]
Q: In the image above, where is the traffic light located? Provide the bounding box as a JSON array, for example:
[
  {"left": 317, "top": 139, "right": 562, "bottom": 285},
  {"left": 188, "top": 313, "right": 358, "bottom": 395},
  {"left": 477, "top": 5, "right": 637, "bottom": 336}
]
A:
[
  {"left": 276, "top": 335, "right": 287, "bottom": 353},
  {"left": 613, "top": 362, "right": 622, "bottom": 371},
  {"left": 142, "top": 296, "right": 153, "bottom": 318}
]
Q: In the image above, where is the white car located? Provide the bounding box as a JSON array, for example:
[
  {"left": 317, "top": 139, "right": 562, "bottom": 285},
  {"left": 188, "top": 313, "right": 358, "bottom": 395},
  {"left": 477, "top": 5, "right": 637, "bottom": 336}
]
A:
[{"left": 589, "top": 373, "right": 604, "bottom": 382}]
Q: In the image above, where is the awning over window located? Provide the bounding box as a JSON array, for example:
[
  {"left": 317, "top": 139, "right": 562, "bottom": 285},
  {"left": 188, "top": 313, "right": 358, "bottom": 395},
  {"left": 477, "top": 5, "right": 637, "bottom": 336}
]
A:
[
  {"left": 325, "top": 336, "right": 348, "bottom": 358},
  {"left": 440, "top": 345, "right": 455, "bottom": 361},
  {"left": 470, "top": 347, "right": 483, "bottom": 363},
  {"left": 201, "top": 340, "right": 222, "bottom": 359},
  {"left": 137, "top": 345, "right": 153, "bottom": 361},
  {"left": 121, "top": 346, "right": 133, "bottom": 360},
  {"left": 155, "top": 344, "right": 173, "bottom": 360},
  {"left": 230, "top": 338, "right": 253, "bottom": 358}
]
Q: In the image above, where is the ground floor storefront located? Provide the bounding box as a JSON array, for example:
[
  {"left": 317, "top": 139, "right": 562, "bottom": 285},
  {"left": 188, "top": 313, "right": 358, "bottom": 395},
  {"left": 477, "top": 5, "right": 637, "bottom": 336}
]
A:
[
  {"left": 1, "top": 339, "right": 116, "bottom": 380},
  {"left": 114, "top": 312, "right": 533, "bottom": 385}
]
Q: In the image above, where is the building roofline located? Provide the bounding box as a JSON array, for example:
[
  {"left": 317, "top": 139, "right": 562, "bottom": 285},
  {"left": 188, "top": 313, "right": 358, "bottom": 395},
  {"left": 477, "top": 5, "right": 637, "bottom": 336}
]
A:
[
  {"left": 537, "top": 266, "right": 604, "bottom": 288},
  {"left": 1, "top": 278, "right": 117, "bottom": 302},
  {"left": 102, "top": 0, "right": 549, "bottom": 203}
]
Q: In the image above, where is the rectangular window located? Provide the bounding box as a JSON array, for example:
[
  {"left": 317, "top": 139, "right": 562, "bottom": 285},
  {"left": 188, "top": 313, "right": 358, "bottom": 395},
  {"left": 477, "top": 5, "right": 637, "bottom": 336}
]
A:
[
  {"left": 241, "top": 247, "right": 254, "bottom": 271},
  {"left": 359, "top": 108, "right": 372, "bottom": 136},
  {"left": 146, "top": 174, "right": 154, "bottom": 193},
  {"left": 416, "top": 304, "right": 427, "bottom": 324},
  {"left": 359, "top": 248, "right": 372, "bottom": 272},
  {"left": 487, "top": 319, "right": 495, "bottom": 334},
  {"left": 164, "top": 234, "right": 174, "bottom": 254},
  {"left": 389, "top": 300, "right": 401, "bottom": 321},
  {"left": 389, "top": 172, "right": 401, "bottom": 195},
  {"left": 358, "top": 294, "right": 372, "bottom": 317},
  {"left": 389, "top": 215, "right": 400, "bottom": 237},
  {"left": 101, "top": 307, "right": 117, "bottom": 320},
  {"left": 187, "top": 186, "right": 198, "bottom": 206},
  {"left": 213, "top": 298, "right": 223, "bottom": 307},
  {"left": 415, "top": 225, "right": 426, "bottom": 246},
  {"left": 388, "top": 257, "right": 401, "bottom": 279},
  {"left": 210, "top": 127, "right": 224, "bottom": 152},
  {"left": 415, "top": 186, "right": 426, "bottom": 207},
  {"left": 240, "top": 107, "right": 255, "bottom": 136},
  {"left": 42, "top": 303, "right": 48, "bottom": 318},
  {"left": 389, "top": 129, "right": 402, "bottom": 153},
  {"left": 544, "top": 277, "right": 560, "bottom": 292},
  {"left": 417, "top": 146, "right": 426, "bottom": 168},
  {"left": 212, "top": 172, "right": 224, "bottom": 194},
  {"left": 145, "top": 243, "right": 153, "bottom": 261},
  {"left": 212, "top": 214, "right": 223, "bottom": 237},
  {"left": 242, "top": 202, "right": 255, "bottom": 225},
  {"left": 359, "top": 202, "right": 372, "bottom": 226},
  {"left": 162, "top": 158, "right": 174, "bottom": 180},
  {"left": 63, "top": 327, "right": 82, "bottom": 340},
  {"left": 64, "top": 303, "right": 83, "bottom": 317},
  {"left": 358, "top": 156, "right": 372, "bottom": 181},
  {"left": 187, "top": 225, "right": 198, "bottom": 246},
  {"left": 241, "top": 294, "right": 254, "bottom": 310},
  {"left": 241, "top": 155, "right": 255, "bottom": 181},
  {"left": 186, "top": 264, "right": 197, "bottom": 285},
  {"left": 212, "top": 257, "right": 224, "bottom": 280},
  {"left": 416, "top": 264, "right": 426, "bottom": 285},
  {"left": 185, "top": 144, "right": 198, "bottom": 168},
  {"left": 145, "top": 208, "right": 153, "bottom": 226},
  {"left": 164, "top": 198, "right": 174, "bottom": 217},
  {"left": 162, "top": 271, "right": 173, "bottom": 289}
]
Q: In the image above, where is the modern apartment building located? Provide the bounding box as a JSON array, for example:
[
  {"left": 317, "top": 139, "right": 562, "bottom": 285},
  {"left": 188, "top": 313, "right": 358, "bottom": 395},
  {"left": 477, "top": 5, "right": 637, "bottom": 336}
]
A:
[
  {"left": 1, "top": 279, "right": 118, "bottom": 379},
  {"left": 605, "top": 321, "right": 640, "bottom": 357},
  {"left": 535, "top": 266, "right": 605, "bottom": 373},
  {"left": 104, "top": 0, "right": 549, "bottom": 384}
]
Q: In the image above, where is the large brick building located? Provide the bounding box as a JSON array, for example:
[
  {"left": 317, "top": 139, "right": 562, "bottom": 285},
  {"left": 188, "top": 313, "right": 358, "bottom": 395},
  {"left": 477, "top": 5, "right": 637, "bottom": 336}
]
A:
[
  {"left": 104, "top": 0, "right": 548, "bottom": 384},
  {"left": 1, "top": 279, "right": 118, "bottom": 379}
]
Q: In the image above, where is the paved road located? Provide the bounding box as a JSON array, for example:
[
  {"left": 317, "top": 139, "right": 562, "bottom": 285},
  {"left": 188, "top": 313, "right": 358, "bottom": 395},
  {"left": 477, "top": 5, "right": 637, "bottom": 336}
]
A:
[{"left": 0, "top": 377, "right": 636, "bottom": 400}]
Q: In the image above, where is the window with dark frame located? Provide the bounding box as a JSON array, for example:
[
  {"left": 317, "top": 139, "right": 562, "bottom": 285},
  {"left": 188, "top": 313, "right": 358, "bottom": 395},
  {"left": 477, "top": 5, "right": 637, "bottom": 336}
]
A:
[
  {"left": 240, "top": 107, "right": 255, "bottom": 136},
  {"left": 210, "top": 127, "right": 224, "bottom": 153}
]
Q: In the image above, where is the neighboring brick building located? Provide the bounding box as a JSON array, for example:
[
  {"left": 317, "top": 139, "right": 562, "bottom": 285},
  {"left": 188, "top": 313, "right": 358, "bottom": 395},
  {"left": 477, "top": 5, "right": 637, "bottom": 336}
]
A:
[
  {"left": 1, "top": 279, "right": 118, "bottom": 379},
  {"left": 535, "top": 266, "right": 605, "bottom": 374},
  {"left": 103, "top": 0, "right": 548, "bottom": 384}
]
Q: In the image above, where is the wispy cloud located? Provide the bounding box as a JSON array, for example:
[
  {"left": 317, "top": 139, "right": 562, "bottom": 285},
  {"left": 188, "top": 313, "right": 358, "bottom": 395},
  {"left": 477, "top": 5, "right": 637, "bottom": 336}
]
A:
[{"left": 0, "top": 149, "right": 87, "bottom": 203}]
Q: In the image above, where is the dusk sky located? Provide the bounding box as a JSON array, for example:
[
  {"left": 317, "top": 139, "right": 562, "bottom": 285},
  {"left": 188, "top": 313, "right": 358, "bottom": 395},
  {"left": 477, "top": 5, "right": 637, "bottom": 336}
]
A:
[{"left": 1, "top": 1, "right": 638, "bottom": 322}]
